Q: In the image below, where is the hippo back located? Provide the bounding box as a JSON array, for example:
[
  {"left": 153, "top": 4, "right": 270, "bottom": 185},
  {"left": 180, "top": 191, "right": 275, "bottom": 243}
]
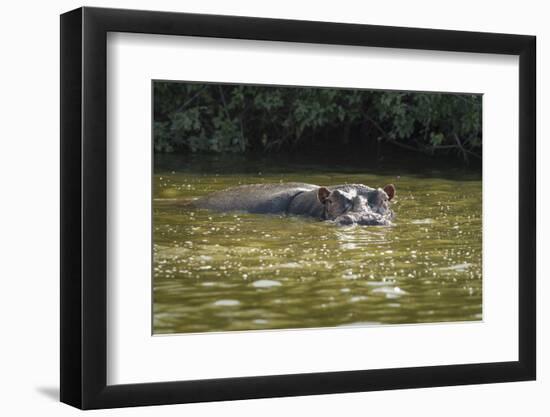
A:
[
  {"left": 193, "top": 182, "right": 317, "bottom": 214},
  {"left": 287, "top": 189, "right": 325, "bottom": 218}
]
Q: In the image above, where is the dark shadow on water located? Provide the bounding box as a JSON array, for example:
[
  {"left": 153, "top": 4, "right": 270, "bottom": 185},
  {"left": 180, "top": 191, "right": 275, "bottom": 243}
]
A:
[
  {"left": 36, "top": 386, "right": 59, "bottom": 401},
  {"left": 154, "top": 151, "right": 482, "bottom": 181}
]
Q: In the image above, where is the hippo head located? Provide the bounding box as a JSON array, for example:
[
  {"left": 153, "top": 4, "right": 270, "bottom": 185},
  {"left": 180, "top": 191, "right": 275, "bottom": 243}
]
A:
[
  {"left": 370, "top": 184, "right": 395, "bottom": 217},
  {"left": 317, "top": 184, "right": 396, "bottom": 226}
]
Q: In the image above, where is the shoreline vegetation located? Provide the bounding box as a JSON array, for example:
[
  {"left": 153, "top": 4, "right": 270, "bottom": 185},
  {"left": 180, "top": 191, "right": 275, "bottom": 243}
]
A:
[{"left": 154, "top": 82, "right": 482, "bottom": 165}]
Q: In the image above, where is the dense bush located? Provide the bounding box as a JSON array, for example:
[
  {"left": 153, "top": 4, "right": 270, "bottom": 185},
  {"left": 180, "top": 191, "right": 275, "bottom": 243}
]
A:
[{"left": 153, "top": 82, "right": 481, "bottom": 162}]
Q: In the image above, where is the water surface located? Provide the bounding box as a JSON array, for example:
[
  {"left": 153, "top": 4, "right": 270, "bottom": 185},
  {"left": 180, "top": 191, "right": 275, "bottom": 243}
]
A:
[{"left": 153, "top": 154, "right": 482, "bottom": 334}]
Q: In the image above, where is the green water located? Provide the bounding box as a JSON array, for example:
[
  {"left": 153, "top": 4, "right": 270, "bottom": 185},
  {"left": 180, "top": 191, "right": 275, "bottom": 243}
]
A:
[{"left": 153, "top": 155, "right": 482, "bottom": 334}]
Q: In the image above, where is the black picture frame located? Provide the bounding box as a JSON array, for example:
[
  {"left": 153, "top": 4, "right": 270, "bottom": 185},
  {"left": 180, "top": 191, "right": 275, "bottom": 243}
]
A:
[{"left": 60, "top": 6, "right": 536, "bottom": 410}]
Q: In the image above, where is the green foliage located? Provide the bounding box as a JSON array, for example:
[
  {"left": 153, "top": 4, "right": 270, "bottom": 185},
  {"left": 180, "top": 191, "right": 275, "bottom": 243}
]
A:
[
  {"left": 153, "top": 82, "right": 482, "bottom": 161},
  {"left": 371, "top": 92, "right": 482, "bottom": 160}
]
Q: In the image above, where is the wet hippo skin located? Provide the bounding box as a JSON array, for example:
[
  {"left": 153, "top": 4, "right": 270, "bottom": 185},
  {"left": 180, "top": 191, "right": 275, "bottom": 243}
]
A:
[{"left": 194, "top": 182, "right": 396, "bottom": 226}]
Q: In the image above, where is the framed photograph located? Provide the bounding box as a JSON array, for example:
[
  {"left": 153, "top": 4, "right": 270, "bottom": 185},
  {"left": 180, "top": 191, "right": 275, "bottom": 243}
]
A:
[{"left": 60, "top": 6, "right": 536, "bottom": 409}]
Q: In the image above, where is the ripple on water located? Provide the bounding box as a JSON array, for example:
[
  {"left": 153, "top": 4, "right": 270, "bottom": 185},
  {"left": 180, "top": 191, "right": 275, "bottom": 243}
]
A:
[
  {"left": 366, "top": 280, "right": 395, "bottom": 287},
  {"left": 252, "top": 280, "right": 282, "bottom": 288},
  {"left": 213, "top": 299, "right": 240, "bottom": 307},
  {"left": 410, "top": 218, "right": 434, "bottom": 224},
  {"left": 202, "top": 281, "right": 236, "bottom": 288},
  {"left": 277, "top": 262, "right": 302, "bottom": 269},
  {"left": 338, "top": 321, "right": 381, "bottom": 327},
  {"left": 440, "top": 263, "right": 471, "bottom": 272},
  {"left": 371, "top": 286, "right": 407, "bottom": 299},
  {"left": 342, "top": 270, "right": 362, "bottom": 280},
  {"left": 340, "top": 243, "right": 357, "bottom": 250}
]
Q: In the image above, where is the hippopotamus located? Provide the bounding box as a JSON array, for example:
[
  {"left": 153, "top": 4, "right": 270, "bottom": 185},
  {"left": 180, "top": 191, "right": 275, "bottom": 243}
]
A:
[{"left": 193, "top": 182, "right": 396, "bottom": 226}]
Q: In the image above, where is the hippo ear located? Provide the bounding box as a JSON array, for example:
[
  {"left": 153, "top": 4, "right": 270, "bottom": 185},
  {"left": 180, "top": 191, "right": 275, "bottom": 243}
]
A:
[
  {"left": 317, "top": 187, "right": 331, "bottom": 204},
  {"left": 383, "top": 184, "right": 396, "bottom": 200}
]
